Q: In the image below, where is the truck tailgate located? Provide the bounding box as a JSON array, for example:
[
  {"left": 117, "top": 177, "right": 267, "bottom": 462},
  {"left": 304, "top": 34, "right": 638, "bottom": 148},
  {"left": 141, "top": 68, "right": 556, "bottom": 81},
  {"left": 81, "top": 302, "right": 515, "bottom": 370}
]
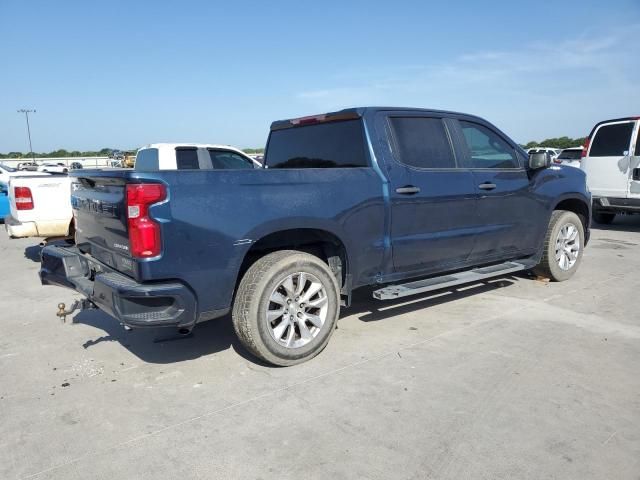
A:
[
  {"left": 71, "top": 171, "right": 135, "bottom": 275},
  {"left": 9, "top": 175, "right": 72, "bottom": 224}
]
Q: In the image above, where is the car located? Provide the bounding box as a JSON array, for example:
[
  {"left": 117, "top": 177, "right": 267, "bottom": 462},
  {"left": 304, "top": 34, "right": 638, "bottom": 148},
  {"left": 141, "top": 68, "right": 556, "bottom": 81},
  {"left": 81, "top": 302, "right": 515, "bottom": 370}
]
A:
[
  {"left": 0, "top": 162, "right": 46, "bottom": 184},
  {"left": 527, "top": 147, "right": 562, "bottom": 162},
  {"left": 17, "top": 161, "right": 39, "bottom": 171},
  {"left": 70, "top": 162, "right": 83, "bottom": 170},
  {"left": 4, "top": 175, "right": 73, "bottom": 238},
  {"left": 555, "top": 147, "right": 583, "bottom": 168},
  {"left": 40, "top": 107, "right": 590, "bottom": 366},
  {"left": 0, "top": 181, "right": 9, "bottom": 221},
  {"left": 134, "top": 143, "right": 262, "bottom": 170},
  {"left": 580, "top": 116, "right": 640, "bottom": 224},
  {"left": 37, "top": 162, "right": 68, "bottom": 174}
]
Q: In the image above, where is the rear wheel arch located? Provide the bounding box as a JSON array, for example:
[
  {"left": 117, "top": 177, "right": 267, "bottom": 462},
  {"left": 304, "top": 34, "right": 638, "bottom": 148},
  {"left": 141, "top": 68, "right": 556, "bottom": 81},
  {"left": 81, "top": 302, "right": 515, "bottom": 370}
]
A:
[{"left": 237, "top": 228, "right": 351, "bottom": 293}]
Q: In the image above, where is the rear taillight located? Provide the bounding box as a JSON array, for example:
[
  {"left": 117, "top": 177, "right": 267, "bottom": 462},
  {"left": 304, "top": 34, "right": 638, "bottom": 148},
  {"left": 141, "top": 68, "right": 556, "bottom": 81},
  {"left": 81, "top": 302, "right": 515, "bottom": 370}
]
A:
[
  {"left": 126, "top": 183, "right": 166, "bottom": 258},
  {"left": 581, "top": 137, "right": 590, "bottom": 158},
  {"left": 14, "top": 186, "right": 34, "bottom": 210}
]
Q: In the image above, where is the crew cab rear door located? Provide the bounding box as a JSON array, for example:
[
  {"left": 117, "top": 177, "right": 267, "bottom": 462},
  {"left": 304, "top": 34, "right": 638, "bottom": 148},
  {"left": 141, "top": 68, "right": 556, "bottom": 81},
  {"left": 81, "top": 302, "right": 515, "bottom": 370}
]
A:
[
  {"left": 581, "top": 120, "right": 637, "bottom": 198},
  {"left": 376, "top": 112, "right": 478, "bottom": 276}
]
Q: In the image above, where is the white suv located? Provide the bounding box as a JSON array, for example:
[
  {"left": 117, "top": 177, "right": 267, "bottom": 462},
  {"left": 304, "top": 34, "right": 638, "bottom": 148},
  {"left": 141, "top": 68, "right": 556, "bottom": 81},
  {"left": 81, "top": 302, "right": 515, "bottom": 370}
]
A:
[
  {"left": 555, "top": 147, "right": 583, "bottom": 168},
  {"left": 580, "top": 116, "right": 640, "bottom": 224},
  {"left": 527, "top": 147, "right": 562, "bottom": 162}
]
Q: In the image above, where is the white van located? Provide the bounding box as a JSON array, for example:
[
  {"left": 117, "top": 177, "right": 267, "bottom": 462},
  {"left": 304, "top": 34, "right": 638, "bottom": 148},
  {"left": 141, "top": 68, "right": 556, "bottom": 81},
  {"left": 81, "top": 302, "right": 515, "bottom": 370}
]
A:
[{"left": 580, "top": 117, "right": 640, "bottom": 224}]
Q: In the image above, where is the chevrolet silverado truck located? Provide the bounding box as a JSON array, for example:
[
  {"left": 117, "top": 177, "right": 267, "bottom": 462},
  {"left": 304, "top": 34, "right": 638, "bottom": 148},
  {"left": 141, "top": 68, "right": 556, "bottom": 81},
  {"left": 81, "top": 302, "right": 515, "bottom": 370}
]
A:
[{"left": 40, "top": 107, "right": 591, "bottom": 365}]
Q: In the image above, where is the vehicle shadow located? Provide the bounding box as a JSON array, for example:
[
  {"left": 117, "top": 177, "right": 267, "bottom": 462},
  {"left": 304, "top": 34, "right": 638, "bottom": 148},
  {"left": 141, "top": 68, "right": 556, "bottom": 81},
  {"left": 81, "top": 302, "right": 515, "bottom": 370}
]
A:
[
  {"left": 592, "top": 215, "right": 640, "bottom": 233},
  {"left": 346, "top": 276, "right": 519, "bottom": 323},
  {"left": 72, "top": 274, "right": 523, "bottom": 365},
  {"left": 72, "top": 308, "right": 258, "bottom": 364},
  {"left": 24, "top": 244, "right": 43, "bottom": 262}
]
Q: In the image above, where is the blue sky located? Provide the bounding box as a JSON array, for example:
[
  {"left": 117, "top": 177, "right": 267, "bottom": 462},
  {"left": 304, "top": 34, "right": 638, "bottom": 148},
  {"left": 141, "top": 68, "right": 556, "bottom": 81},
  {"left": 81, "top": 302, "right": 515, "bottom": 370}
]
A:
[{"left": 1, "top": 0, "right": 638, "bottom": 152}]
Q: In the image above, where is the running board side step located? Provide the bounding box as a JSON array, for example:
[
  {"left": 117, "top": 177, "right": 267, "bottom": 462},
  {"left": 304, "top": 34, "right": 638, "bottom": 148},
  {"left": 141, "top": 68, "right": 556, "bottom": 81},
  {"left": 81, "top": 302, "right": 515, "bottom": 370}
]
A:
[{"left": 372, "top": 260, "right": 536, "bottom": 300}]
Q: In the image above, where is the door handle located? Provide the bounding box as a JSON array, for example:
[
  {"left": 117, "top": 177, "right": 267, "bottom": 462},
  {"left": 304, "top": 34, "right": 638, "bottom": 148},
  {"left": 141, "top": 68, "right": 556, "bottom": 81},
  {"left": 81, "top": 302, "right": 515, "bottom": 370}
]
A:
[
  {"left": 478, "top": 182, "right": 496, "bottom": 190},
  {"left": 396, "top": 186, "right": 421, "bottom": 195}
]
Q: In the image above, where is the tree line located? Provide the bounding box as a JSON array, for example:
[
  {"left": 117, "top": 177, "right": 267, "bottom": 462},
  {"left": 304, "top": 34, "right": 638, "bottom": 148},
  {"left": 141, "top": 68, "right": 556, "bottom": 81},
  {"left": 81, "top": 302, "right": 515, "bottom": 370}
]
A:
[
  {"left": 522, "top": 136, "right": 585, "bottom": 149},
  {"left": 0, "top": 147, "right": 266, "bottom": 159}
]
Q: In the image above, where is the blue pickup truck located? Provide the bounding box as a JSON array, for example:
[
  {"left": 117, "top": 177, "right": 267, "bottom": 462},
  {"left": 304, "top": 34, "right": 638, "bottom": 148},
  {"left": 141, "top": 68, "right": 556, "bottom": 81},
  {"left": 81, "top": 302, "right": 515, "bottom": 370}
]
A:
[{"left": 40, "top": 107, "right": 590, "bottom": 365}]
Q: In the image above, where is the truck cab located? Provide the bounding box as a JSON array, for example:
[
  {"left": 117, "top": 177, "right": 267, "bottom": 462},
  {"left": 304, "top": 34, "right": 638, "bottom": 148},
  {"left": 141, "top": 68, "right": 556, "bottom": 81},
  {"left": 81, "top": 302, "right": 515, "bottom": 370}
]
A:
[
  {"left": 135, "top": 143, "right": 261, "bottom": 171},
  {"left": 580, "top": 117, "right": 640, "bottom": 224}
]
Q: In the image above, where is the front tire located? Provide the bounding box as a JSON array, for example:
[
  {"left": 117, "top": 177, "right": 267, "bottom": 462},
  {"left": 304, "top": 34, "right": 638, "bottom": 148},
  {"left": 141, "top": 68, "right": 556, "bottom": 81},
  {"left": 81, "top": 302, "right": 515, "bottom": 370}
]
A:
[
  {"left": 232, "top": 250, "right": 340, "bottom": 366},
  {"left": 532, "top": 210, "right": 584, "bottom": 281}
]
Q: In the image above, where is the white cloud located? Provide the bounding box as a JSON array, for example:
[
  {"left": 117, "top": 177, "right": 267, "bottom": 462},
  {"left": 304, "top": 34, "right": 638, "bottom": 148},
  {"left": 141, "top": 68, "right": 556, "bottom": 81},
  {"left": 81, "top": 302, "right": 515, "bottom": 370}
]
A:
[{"left": 294, "top": 25, "right": 640, "bottom": 141}]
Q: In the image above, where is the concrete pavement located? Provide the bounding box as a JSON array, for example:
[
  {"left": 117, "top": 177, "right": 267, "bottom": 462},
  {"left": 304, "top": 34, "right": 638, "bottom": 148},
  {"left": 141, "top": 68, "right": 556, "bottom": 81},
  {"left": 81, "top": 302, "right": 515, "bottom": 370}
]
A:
[{"left": 1, "top": 219, "right": 639, "bottom": 479}]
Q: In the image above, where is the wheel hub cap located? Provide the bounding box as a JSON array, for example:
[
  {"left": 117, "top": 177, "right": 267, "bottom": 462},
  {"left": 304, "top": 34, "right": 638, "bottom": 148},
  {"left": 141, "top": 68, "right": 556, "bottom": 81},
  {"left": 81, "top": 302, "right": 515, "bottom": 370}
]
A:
[
  {"left": 267, "top": 272, "right": 329, "bottom": 349},
  {"left": 555, "top": 222, "right": 580, "bottom": 271}
]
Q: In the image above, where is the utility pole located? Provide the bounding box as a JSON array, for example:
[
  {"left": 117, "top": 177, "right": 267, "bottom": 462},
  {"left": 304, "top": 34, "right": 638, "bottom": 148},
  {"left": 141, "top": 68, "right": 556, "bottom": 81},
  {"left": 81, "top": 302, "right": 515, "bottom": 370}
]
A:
[{"left": 17, "top": 109, "right": 36, "bottom": 162}]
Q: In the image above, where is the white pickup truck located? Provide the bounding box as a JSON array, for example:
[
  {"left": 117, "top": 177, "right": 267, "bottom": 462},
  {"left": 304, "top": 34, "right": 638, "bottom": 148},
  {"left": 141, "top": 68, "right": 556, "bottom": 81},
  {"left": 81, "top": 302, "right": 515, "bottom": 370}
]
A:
[
  {"left": 5, "top": 175, "right": 74, "bottom": 239},
  {"left": 4, "top": 143, "right": 257, "bottom": 240}
]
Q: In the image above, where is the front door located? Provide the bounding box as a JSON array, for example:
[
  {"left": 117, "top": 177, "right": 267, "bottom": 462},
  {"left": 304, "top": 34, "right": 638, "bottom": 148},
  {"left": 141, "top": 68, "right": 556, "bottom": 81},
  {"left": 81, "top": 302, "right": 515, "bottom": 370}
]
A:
[
  {"left": 451, "top": 119, "right": 544, "bottom": 262},
  {"left": 377, "top": 114, "right": 478, "bottom": 277},
  {"left": 581, "top": 120, "right": 636, "bottom": 199}
]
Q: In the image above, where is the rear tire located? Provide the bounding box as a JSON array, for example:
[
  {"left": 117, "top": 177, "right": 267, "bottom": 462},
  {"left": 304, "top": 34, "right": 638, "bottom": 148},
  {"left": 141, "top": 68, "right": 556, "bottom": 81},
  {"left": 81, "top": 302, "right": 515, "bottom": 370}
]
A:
[
  {"left": 232, "top": 250, "right": 340, "bottom": 366},
  {"left": 592, "top": 210, "right": 615, "bottom": 225},
  {"left": 532, "top": 210, "right": 584, "bottom": 282}
]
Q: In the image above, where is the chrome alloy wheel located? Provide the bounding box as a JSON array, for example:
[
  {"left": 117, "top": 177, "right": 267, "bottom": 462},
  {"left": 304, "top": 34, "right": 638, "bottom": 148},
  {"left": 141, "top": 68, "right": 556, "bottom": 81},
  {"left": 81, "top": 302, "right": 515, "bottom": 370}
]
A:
[
  {"left": 555, "top": 222, "right": 580, "bottom": 271},
  {"left": 266, "top": 272, "right": 329, "bottom": 349}
]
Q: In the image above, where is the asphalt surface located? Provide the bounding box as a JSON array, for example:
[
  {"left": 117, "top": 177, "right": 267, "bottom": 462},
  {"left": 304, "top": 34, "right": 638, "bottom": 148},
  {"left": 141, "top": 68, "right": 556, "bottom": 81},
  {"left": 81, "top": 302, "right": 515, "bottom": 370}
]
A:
[{"left": 1, "top": 219, "right": 639, "bottom": 479}]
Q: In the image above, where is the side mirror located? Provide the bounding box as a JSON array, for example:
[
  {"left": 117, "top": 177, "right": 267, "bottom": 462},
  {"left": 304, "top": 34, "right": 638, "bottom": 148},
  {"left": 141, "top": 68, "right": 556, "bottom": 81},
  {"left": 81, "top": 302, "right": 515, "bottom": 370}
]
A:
[{"left": 529, "top": 152, "right": 550, "bottom": 170}]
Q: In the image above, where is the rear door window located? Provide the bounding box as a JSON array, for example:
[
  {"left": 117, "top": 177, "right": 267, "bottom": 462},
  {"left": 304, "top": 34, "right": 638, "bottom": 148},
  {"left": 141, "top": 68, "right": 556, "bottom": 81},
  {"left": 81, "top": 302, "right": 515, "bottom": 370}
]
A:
[
  {"left": 388, "top": 117, "right": 456, "bottom": 169},
  {"left": 590, "top": 122, "right": 634, "bottom": 157},
  {"left": 175, "top": 148, "right": 199, "bottom": 170},
  {"left": 459, "top": 121, "right": 519, "bottom": 169},
  {"left": 134, "top": 148, "right": 159, "bottom": 170},
  {"left": 635, "top": 123, "right": 640, "bottom": 156},
  {"left": 266, "top": 119, "right": 368, "bottom": 169},
  {"left": 208, "top": 150, "right": 254, "bottom": 169}
]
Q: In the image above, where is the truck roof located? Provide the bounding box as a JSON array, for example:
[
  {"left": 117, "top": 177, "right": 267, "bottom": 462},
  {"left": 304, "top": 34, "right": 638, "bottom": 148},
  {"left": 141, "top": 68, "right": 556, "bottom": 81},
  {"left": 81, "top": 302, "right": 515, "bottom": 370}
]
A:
[
  {"left": 140, "top": 143, "right": 249, "bottom": 155},
  {"left": 270, "top": 106, "right": 487, "bottom": 131}
]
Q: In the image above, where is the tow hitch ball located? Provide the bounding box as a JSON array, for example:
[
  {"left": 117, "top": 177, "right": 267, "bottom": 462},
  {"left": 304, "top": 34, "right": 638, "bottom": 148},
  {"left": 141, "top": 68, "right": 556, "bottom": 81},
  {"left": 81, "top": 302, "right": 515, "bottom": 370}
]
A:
[{"left": 56, "top": 299, "right": 95, "bottom": 323}]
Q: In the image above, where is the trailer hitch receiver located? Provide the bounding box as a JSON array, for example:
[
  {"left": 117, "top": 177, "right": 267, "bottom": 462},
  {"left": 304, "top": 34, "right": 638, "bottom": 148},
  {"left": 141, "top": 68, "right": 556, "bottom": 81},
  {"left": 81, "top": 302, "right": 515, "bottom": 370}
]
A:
[{"left": 56, "top": 299, "right": 95, "bottom": 323}]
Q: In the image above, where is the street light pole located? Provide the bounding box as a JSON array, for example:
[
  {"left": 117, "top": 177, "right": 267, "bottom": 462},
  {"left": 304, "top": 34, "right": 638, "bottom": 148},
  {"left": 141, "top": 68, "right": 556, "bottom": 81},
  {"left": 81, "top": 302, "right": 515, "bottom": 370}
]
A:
[{"left": 17, "top": 109, "right": 36, "bottom": 163}]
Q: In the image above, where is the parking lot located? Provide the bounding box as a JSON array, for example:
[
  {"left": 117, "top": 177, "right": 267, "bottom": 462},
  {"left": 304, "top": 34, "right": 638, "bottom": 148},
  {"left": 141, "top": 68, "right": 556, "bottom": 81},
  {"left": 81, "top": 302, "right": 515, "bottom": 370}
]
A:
[{"left": 0, "top": 219, "right": 639, "bottom": 480}]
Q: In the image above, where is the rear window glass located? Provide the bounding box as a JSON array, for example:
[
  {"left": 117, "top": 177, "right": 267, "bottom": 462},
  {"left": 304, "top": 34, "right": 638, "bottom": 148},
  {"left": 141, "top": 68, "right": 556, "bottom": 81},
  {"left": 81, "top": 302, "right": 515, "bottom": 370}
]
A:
[
  {"left": 175, "top": 148, "right": 199, "bottom": 170},
  {"left": 208, "top": 150, "right": 254, "bottom": 169},
  {"left": 636, "top": 126, "right": 640, "bottom": 156},
  {"left": 266, "top": 119, "right": 368, "bottom": 169},
  {"left": 590, "top": 122, "right": 634, "bottom": 157},
  {"left": 558, "top": 149, "right": 582, "bottom": 160},
  {"left": 134, "top": 148, "right": 159, "bottom": 170},
  {"left": 389, "top": 117, "right": 455, "bottom": 169}
]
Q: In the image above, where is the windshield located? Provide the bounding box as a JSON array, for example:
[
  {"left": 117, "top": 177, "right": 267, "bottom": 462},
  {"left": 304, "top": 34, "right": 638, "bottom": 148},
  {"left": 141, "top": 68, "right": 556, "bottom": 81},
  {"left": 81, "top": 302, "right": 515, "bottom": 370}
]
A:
[
  {"left": 558, "top": 149, "right": 582, "bottom": 160},
  {"left": 0, "top": 163, "right": 16, "bottom": 173}
]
